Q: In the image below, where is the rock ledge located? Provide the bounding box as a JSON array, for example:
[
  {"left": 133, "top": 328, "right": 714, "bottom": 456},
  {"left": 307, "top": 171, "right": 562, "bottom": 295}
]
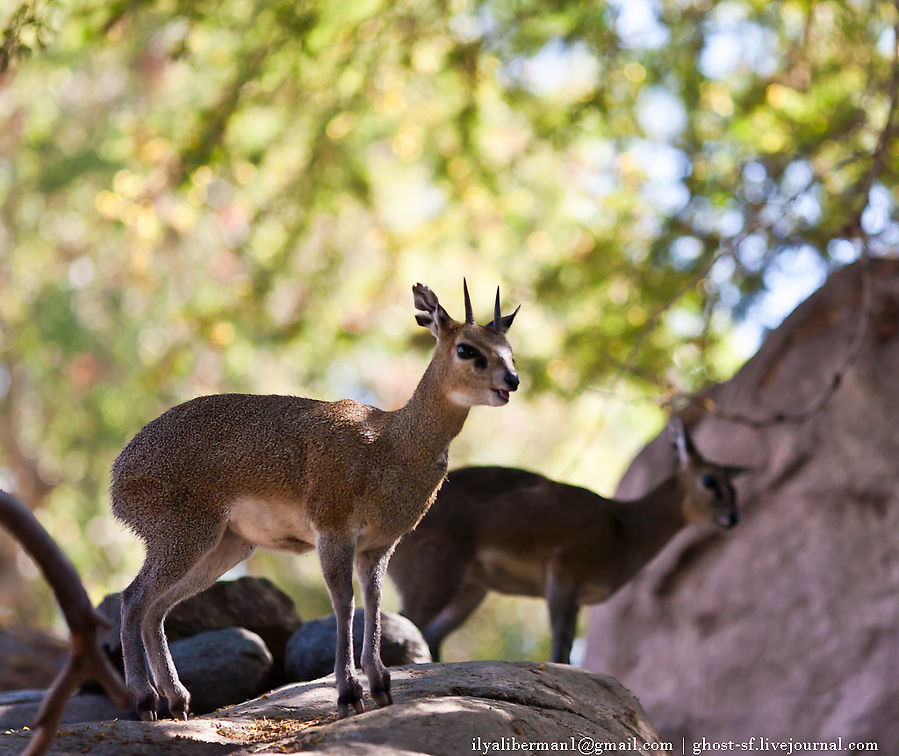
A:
[{"left": 0, "top": 661, "right": 668, "bottom": 755}]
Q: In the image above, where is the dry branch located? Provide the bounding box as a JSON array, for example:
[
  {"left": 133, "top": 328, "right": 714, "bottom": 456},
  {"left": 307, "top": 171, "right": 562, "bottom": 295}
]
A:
[
  {"left": 0, "top": 490, "right": 128, "bottom": 756},
  {"left": 693, "top": 1, "right": 899, "bottom": 428},
  {"left": 607, "top": 1, "right": 899, "bottom": 431}
]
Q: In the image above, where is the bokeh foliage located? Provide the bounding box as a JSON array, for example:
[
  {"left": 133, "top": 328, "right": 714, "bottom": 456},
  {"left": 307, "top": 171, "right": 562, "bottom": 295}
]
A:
[{"left": 0, "top": 0, "right": 897, "bottom": 660}]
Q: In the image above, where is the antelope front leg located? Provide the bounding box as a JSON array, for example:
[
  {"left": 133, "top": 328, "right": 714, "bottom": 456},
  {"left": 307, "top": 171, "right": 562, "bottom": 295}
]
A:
[
  {"left": 317, "top": 532, "right": 364, "bottom": 718},
  {"left": 546, "top": 570, "right": 580, "bottom": 664},
  {"left": 356, "top": 544, "right": 395, "bottom": 708}
]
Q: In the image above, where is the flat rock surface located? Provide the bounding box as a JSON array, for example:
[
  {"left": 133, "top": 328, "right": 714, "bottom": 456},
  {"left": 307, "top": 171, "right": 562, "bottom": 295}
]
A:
[{"left": 0, "top": 661, "right": 668, "bottom": 755}]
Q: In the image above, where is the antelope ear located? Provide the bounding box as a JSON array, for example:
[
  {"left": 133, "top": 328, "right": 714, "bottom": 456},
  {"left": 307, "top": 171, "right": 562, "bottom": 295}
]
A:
[
  {"left": 413, "top": 283, "right": 454, "bottom": 339},
  {"left": 484, "top": 286, "right": 520, "bottom": 333},
  {"left": 494, "top": 304, "right": 520, "bottom": 333},
  {"left": 669, "top": 416, "right": 701, "bottom": 469}
]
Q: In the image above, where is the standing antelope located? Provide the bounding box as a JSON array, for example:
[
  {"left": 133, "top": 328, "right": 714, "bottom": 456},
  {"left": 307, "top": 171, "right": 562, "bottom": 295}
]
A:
[
  {"left": 388, "top": 419, "right": 748, "bottom": 664},
  {"left": 111, "top": 281, "right": 519, "bottom": 721}
]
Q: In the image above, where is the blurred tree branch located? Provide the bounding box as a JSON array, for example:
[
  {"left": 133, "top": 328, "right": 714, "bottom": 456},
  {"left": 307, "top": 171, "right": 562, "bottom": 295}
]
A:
[
  {"left": 688, "top": 0, "right": 899, "bottom": 428},
  {"left": 0, "top": 0, "right": 55, "bottom": 75},
  {"left": 590, "top": 0, "right": 899, "bottom": 431}
]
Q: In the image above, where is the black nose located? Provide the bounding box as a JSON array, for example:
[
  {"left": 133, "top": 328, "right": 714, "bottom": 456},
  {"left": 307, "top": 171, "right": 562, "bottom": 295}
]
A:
[
  {"left": 727, "top": 510, "right": 739, "bottom": 528},
  {"left": 504, "top": 371, "right": 520, "bottom": 391}
]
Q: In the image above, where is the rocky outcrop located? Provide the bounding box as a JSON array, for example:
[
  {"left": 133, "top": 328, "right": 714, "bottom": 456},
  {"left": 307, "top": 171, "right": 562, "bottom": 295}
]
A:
[
  {"left": 0, "top": 661, "right": 669, "bottom": 755},
  {"left": 285, "top": 610, "right": 431, "bottom": 682},
  {"left": 97, "top": 576, "right": 301, "bottom": 681},
  {"left": 0, "top": 628, "right": 276, "bottom": 725},
  {"left": 93, "top": 583, "right": 429, "bottom": 714},
  {"left": 585, "top": 258, "right": 899, "bottom": 751}
]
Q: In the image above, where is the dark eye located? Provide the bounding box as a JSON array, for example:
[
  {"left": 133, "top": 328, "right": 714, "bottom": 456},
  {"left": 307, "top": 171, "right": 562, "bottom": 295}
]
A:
[
  {"left": 456, "top": 343, "right": 487, "bottom": 370},
  {"left": 701, "top": 474, "right": 723, "bottom": 498}
]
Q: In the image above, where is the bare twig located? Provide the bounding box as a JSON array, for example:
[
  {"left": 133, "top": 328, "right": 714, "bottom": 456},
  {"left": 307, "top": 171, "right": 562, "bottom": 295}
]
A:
[
  {"left": 676, "top": 248, "right": 873, "bottom": 428},
  {"left": 613, "top": 136, "right": 834, "bottom": 409},
  {"left": 849, "top": 0, "right": 899, "bottom": 227},
  {"left": 0, "top": 490, "right": 129, "bottom": 756},
  {"left": 593, "top": 4, "right": 899, "bottom": 436},
  {"left": 687, "top": 2, "right": 899, "bottom": 428}
]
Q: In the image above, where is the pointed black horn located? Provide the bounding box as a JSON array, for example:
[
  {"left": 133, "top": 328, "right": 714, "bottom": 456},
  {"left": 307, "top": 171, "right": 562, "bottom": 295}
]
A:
[
  {"left": 493, "top": 286, "right": 501, "bottom": 330},
  {"left": 463, "top": 278, "right": 475, "bottom": 325}
]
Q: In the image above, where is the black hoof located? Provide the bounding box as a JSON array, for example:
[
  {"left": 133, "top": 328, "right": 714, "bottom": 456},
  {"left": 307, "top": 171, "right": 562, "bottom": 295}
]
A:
[
  {"left": 371, "top": 675, "right": 393, "bottom": 708},
  {"left": 337, "top": 679, "right": 365, "bottom": 718},
  {"left": 372, "top": 687, "right": 393, "bottom": 708},
  {"left": 337, "top": 697, "right": 365, "bottom": 719},
  {"left": 136, "top": 693, "right": 159, "bottom": 722}
]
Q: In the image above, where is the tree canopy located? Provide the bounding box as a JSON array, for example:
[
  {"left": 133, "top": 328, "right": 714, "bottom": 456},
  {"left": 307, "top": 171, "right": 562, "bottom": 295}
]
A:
[{"left": 1, "top": 0, "right": 897, "bottom": 657}]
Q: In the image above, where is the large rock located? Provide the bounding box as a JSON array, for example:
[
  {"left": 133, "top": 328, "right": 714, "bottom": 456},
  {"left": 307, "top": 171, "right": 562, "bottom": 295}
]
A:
[
  {"left": 284, "top": 610, "right": 431, "bottom": 682},
  {"left": 0, "top": 690, "right": 124, "bottom": 730},
  {"left": 0, "top": 626, "right": 67, "bottom": 691},
  {"left": 98, "top": 576, "right": 301, "bottom": 680},
  {"left": 169, "top": 628, "right": 273, "bottom": 715},
  {"left": 585, "top": 258, "right": 899, "bottom": 750},
  {"left": 2, "top": 629, "right": 275, "bottom": 723},
  {"left": 0, "top": 661, "right": 669, "bottom": 755}
]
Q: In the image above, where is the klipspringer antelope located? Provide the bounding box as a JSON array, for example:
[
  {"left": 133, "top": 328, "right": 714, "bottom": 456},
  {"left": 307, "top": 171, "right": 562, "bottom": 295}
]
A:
[
  {"left": 112, "top": 281, "right": 519, "bottom": 720},
  {"left": 388, "top": 418, "right": 747, "bottom": 664}
]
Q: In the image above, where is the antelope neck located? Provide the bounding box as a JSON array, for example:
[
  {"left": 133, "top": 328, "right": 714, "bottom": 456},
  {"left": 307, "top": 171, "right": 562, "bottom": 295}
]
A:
[
  {"left": 614, "top": 475, "right": 689, "bottom": 560},
  {"left": 392, "top": 359, "right": 470, "bottom": 459}
]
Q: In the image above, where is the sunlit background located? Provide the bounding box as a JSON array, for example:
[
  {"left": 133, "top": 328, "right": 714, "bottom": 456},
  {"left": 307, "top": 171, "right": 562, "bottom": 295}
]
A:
[{"left": 0, "top": 0, "right": 896, "bottom": 663}]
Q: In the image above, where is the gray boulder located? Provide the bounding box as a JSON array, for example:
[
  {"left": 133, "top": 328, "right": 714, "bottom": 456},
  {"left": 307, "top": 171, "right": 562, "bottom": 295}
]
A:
[
  {"left": 169, "top": 627, "right": 273, "bottom": 715},
  {"left": 98, "top": 576, "right": 301, "bottom": 679},
  {"left": 285, "top": 610, "right": 430, "bottom": 682},
  {"left": 0, "top": 628, "right": 274, "bottom": 729},
  {"left": 0, "top": 626, "right": 67, "bottom": 691}
]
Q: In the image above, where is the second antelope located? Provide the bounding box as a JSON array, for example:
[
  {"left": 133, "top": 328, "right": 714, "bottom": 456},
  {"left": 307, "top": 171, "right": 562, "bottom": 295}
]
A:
[
  {"left": 388, "top": 419, "right": 748, "bottom": 664},
  {"left": 111, "top": 281, "right": 519, "bottom": 721}
]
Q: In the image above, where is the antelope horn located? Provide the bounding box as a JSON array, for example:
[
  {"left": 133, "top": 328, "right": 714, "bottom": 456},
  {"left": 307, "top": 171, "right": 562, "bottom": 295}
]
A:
[
  {"left": 463, "top": 278, "right": 475, "bottom": 325},
  {"left": 493, "top": 286, "right": 501, "bottom": 330}
]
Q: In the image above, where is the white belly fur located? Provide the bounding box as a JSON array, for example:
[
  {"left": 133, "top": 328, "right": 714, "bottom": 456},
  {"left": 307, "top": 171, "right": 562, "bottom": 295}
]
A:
[{"left": 229, "top": 496, "right": 316, "bottom": 552}]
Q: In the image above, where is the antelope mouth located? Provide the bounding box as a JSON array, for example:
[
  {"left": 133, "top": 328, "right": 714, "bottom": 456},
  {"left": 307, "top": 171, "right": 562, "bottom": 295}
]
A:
[
  {"left": 493, "top": 388, "right": 510, "bottom": 404},
  {"left": 715, "top": 511, "right": 739, "bottom": 530}
]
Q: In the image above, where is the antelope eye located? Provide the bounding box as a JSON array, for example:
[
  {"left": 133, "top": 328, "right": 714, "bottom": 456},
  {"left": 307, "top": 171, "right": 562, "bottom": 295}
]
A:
[
  {"left": 456, "top": 343, "right": 487, "bottom": 370},
  {"left": 701, "top": 474, "right": 723, "bottom": 498}
]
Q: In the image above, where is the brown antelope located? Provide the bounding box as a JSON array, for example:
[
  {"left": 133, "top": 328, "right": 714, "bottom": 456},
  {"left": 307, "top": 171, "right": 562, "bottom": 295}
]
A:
[
  {"left": 388, "top": 419, "right": 747, "bottom": 664},
  {"left": 111, "top": 281, "right": 519, "bottom": 720}
]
